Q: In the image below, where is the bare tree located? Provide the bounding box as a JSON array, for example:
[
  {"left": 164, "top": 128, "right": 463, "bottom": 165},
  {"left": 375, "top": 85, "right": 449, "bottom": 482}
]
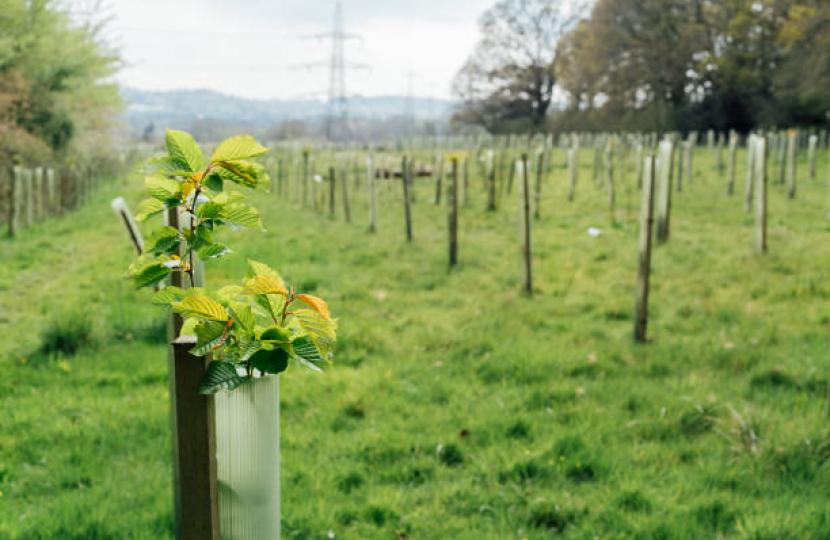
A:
[{"left": 452, "top": 0, "right": 582, "bottom": 131}]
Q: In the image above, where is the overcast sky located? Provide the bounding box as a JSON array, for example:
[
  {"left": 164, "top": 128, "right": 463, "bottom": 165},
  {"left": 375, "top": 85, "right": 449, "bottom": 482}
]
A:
[{"left": 94, "top": 0, "right": 492, "bottom": 101}]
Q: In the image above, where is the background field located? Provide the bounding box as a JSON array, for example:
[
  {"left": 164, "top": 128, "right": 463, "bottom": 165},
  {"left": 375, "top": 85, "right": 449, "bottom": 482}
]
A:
[{"left": 1, "top": 147, "right": 829, "bottom": 540}]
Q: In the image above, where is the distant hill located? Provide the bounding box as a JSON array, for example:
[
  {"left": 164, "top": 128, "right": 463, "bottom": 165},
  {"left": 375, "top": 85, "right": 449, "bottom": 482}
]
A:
[{"left": 121, "top": 88, "right": 456, "bottom": 135}]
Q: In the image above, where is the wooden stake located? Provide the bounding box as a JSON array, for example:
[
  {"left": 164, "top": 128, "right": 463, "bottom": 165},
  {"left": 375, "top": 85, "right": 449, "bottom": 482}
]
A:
[
  {"left": 744, "top": 136, "right": 755, "bottom": 213},
  {"left": 808, "top": 134, "right": 818, "bottom": 181},
  {"left": 111, "top": 197, "right": 144, "bottom": 254},
  {"left": 754, "top": 135, "right": 767, "bottom": 254},
  {"left": 634, "top": 155, "right": 656, "bottom": 343},
  {"left": 25, "top": 168, "right": 33, "bottom": 228},
  {"left": 402, "top": 156, "right": 413, "bottom": 241},
  {"left": 8, "top": 166, "right": 20, "bottom": 237},
  {"left": 518, "top": 155, "right": 532, "bottom": 296},
  {"left": 434, "top": 155, "right": 443, "bottom": 205},
  {"left": 170, "top": 336, "right": 220, "bottom": 540},
  {"left": 786, "top": 130, "right": 797, "bottom": 199},
  {"left": 448, "top": 157, "right": 458, "bottom": 267},
  {"left": 329, "top": 166, "right": 336, "bottom": 218},
  {"left": 340, "top": 159, "right": 351, "bottom": 223},
  {"left": 655, "top": 140, "right": 674, "bottom": 243},
  {"left": 727, "top": 132, "right": 737, "bottom": 196},
  {"left": 486, "top": 150, "right": 496, "bottom": 211},
  {"left": 534, "top": 149, "right": 543, "bottom": 219},
  {"left": 366, "top": 156, "right": 377, "bottom": 233}
]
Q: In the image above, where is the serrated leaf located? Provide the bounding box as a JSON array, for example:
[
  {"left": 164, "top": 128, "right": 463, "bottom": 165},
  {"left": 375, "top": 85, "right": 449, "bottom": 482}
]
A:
[
  {"left": 215, "top": 160, "right": 268, "bottom": 187},
  {"left": 152, "top": 286, "right": 188, "bottom": 306},
  {"left": 174, "top": 294, "right": 228, "bottom": 322},
  {"left": 213, "top": 191, "right": 244, "bottom": 205},
  {"left": 190, "top": 321, "right": 226, "bottom": 356},
  {"left": 210, "top": 135, "right": 268, "bottom": 163},
  {"left": 197, "top": 243, "right": 231, "bottom": 260},
  {"left": 250, "top": 348, "right": 288, "bottom": 375},
  {"left": 246, "top": 274, "right": 288, "bottom": 296},
  {"left": 166, "top": 129, "right": 204, "bottom": 172},
  {"left": 145, "top": 176, "right": 181, "bottom": 202},
  {"left": 197, "top": 201, "right": 223, "bottom": 219},
  {"left": 297, "top": 294, "right": 331, "bottom": 321},
  {"left": 292, "top": 336, "right": 325, "bottom": 372},
  {"left": 200, "top": 361, "right": 246, "bottom": 394},
  {"left": 145, "top": 155, "right": 191, "bottom": 176},
  {"left": 228, "top": 302, "right": 255, "bottom": 332},
  {"left": 144, "top": 226, "right": 181, "bottom": 254},
  {"left": 180, "top": 318, "right": 198, "bottom": 336},
  {"left": 136, "top": 198, "right": 165, "bottom": 221},
  {"left": 217, "top": 285, "right": 246, "bottom": 303},
  {"left": 236, "top": 335, "right": 261, "bottom": 363},
  {"left": 221, "top": 202, "right": 262, "bottom": 230},
  {"left": 293, "top": 308, "right": 337, "bottom": 360},
  {"left": 203, "top": 173, "right": 223, "bottom": 193},
  {"left": 127, "top": 257, "right": 173, "bottom": 289}
]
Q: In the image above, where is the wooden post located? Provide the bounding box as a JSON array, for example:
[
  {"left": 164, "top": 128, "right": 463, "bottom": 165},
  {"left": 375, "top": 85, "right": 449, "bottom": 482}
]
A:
[
  {"left": 434, "top": 155, "right": 443, "bottom": 205},
  {"left": 786, "top": 130, "right": 797, "bottom": 199},
  {"left": 716, "top": 133, "right": 724, "bottom": 174},
  {"left": 634, "top": 156, "right": 656, "bottom": 343},
  {"left": 655, "top": 140, "right": 674, "bottom": 243},
  {"left": 567, "top": 147, "right": 577, "bottom": 202},
  {"left": 34, "top": 167, "right": 44, "bottom": 222},
  {"left": 518, "top": 155, "right": 532, "bottom": 296},
  {"left": 448, "top": 157, "right": 458, "bottom": 267},
  {"left": 635, "top": 142, "right": 644, "bottom": 189},
  {"left": 727, "top": 132, "right": 737, "bottom": 196},
  {"left": 46, "top": 168, "right": 56, "bottom": 216},
  {"left": 402, "top": 156, "right": 413, "bottom": 242},
  {"left": 8, "top": 166, "right": 20, "bottom": 237},
  {"left": 329, "top": 167, "right": 336, "bottom": 218},
  {"left": 744, "top": 136, "right": 755, "bottom": 213},
  {"left": 675, "top": 141, "right": 684, "bottom": 193},
  {"left": 366, "top": 156, "right": 377, "bottom": 233},
  {"left": 808, "top": 134, "right": 818, "bottom": 181},
  {"left": 170, "top": 336, "right": 220, "bottom": 540},
  {"left": 534, "top": 149, "right": 543, "bottom": 219},
  {"left": 754, "top": 135, "right": 767, "bottom": 254},
  {"left": 486, "top": 150, "right": 496, "bottom": 211},
  {"left": 111, "top": 197, "right": 144, "bottom": 254},
  {"left": 778, "top": 132, "right": 787, "bottom": 185},
  {"left": 340, "top": 159, "right": 351, "bottom": 223}
]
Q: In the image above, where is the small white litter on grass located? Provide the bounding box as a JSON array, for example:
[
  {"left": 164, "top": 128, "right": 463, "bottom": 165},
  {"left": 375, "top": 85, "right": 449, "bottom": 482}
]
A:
[{"left": 587, "top": 227, "right": 602, "bottom": 237}]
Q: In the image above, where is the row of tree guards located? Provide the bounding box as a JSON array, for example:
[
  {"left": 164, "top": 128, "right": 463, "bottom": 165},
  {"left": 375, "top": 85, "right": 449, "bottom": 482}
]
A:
[
  {"left": 263, "top": 129, "right": 826, "bottom": 344},
  {"left": 109, "top": 129, "right": 828, "bottom": 539}
]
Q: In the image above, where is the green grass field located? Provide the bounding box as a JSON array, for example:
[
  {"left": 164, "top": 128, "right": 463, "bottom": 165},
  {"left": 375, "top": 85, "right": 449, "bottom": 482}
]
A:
[{"left": 1, "top": 145, "right": 829, "bottom": 540}]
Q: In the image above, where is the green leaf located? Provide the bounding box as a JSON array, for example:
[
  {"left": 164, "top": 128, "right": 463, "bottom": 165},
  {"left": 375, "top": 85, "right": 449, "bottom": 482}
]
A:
[
  {"left": 180, "top": 318, "right": 199, "bottom": 336},
  {"left": 250, "top": 348, "right": 288, "bottom": 375},
  {"left": 215, "top": 160, "right": 266, "bottom": 187},
  {"left": 174, "top": 294, "right": 229, "bottom": 322},
  {"left": 247, "top": 259, "right": 281, "bottom": 279},
  {"left": 292, "top": 336, "right": 325, "bottom": 372},
  {"left": 136, "top": 198, "right": 165, "bottom": 221},
  {"left": 152, "top": 286, "right": 188, "bottom": 306},
  {"left": 245, "top": 274, "right": 287, "bottom": 296},
  {"left": 196, "top": 243, "right": 231, "bottom": 260},
  {"left": 127, "top": 257, "right": 173, "bottom": 289},
  {"left": 222, "top": 202, "right": 263, "bottom": 230},
  {"left": 146, "top": 155, "right": 192, "bottom": 176},
  {"left": 144, "top": 226, "right": 181, "bottom": 254},
  {"left": 197, "top": 201, "right": 223, "bottom": 219},
  {"left": 293, "top": 308, "right": 337, "bottom": 360},
  {"left": 261, "top": 326, "right": 292, "bottom": 343},
  {"left": 236, "top": 335, "right": 261, "bottom": 363},
  {"left": 210, "top": 135, "right": 268, "bottom": 163},
  {"left": 191, "top": 321, "right": 226, "bottom": 356},
  {"left": 200, "top": 361, "right": 246, "bottom": 394},
  {"left": 213, "top": 191, "right": 244, "bottom": 205},
  {"left": 145, "top": 176, "right": 181, "bottom": 202},
  {"left": 217, "top": 285, "right": 246, "bottom": 303},
  {"left": 228, "top": 302, "right": 255, "bottom": 332},
  {"left": 165, "top": 129, "right": 204, "bottom": 173},
  {"left": 203, "top": 173, "right": 223, "bottom": 193}
]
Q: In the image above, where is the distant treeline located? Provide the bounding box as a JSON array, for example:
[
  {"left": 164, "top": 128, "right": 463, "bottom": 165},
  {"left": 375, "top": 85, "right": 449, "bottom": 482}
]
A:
[{"left": 453, "top": 0, "right": 830, "bottom": 135}]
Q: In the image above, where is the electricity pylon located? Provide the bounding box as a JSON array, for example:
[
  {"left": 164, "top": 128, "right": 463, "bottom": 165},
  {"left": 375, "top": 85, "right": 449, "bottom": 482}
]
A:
[{"left": 295, "top": 2, "right": 368, "bottom": 141}]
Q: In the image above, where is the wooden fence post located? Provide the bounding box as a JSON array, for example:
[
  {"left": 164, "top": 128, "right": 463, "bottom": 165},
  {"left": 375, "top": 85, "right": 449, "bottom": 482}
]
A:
[
  {"left": 34, "top": 167, "right": 44, "bottom": 222},
  {"left": 486, "top": 150, "right": 496, "bottom": 211},
  {"left": 434, "top": 155, "right": 443, "bottom": 205},
  {"left": 9, "top": 167, "right": 20, "bottom": 237},
  {"left": 655, "top": 139, "right": 674, "bottom": 243},
  {"left": 518, "top": 155, "right": 532, "bottom": 296},
  {"left": 448, "top": 157, "right": 458, "bottom": 267},
  {"left": 46, "top": 168, "right": 56, "bottom": 216},
  {"left": 366, "top": 156, "right": 377, "bottom": 233},
  {"left": 170, "top": 336, "right": 220, "bottom": 540},
  {"left": 634, "top": 155, "right": 656, "bottom": 342},
  {"left": 675, "top": 141, "right": 684, "bottom": 193},
  {"left": 534, "top": 149, "right": 543, "bottom": 219},
  {"left": 754, "top": 135, "right": 768, "bottom": 254},
  {"left": 808, "top": 134, "right": 818, "bottom": 181},
  {"left": 744, "top": 136, "right": 755, "bottom": 213},
  {"left": 340, "top": 159, "right": 351, "bottom": 223},
  {"left": 777, "top": 132, "right": 787, "bottom": 185},
  {"left": 329, "top": 167, "right": 336, "bottom": 218},
  {"left": 727, "top": 132, "right": 737, "bottom": 196},
  {"left": 786, "top": 130, "right": 797, "bottom": 199},
  {"left": 111, "top": 197, "right": 144, "bottom": 254},
  {"left": 402, "top": 156, "right": 413, "bottom": 242}
]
